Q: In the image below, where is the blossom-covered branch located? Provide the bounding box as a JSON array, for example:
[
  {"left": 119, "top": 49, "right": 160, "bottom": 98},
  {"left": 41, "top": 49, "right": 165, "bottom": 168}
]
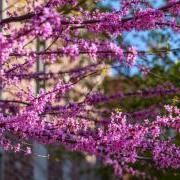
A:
[{"left": 0, "top": 0, "right": 179, "bottom": 178}]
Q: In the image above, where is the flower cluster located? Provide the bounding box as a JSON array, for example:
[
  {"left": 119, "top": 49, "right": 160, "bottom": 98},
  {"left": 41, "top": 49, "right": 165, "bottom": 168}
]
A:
[
  {"left": 0, "top": 104, "right": 179, "bottom": 176},
  {"left": 0, "top": 0, "right": 179, "bottom": 178}
]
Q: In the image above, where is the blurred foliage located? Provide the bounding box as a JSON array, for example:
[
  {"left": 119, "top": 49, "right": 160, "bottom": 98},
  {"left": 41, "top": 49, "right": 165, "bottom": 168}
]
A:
[{"left": 49, "top": 0, "right": 180, "bottom": 179}]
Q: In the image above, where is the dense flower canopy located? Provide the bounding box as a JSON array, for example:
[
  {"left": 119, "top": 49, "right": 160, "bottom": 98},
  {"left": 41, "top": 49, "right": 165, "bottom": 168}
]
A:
[{"left": 0, "top": 0, "right": 179, "bottom": 177}]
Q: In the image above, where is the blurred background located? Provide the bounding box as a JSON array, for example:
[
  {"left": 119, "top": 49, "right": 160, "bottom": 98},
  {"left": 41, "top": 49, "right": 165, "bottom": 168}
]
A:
[{"left": 0, "top": 0, "right": 179, "bottom": 179}]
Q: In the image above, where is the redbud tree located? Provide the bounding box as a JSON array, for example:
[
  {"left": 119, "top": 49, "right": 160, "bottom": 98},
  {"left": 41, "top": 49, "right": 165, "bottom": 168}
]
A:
[{"left": 0, "top": 0, "right": 179, "bottom": 178}]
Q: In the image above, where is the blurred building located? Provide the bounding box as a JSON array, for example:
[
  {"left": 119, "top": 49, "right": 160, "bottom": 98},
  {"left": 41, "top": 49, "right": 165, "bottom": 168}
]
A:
[{"left": 0, "top": 1, "right": 103, "bottom": 180}]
